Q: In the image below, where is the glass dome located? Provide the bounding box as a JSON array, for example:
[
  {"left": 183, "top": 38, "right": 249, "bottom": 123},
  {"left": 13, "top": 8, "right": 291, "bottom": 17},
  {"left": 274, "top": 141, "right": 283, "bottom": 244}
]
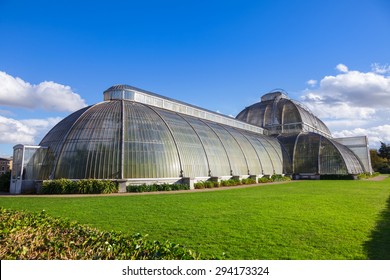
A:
[{"left": 236, "top": 90, "right": 332, "bottom": 137}]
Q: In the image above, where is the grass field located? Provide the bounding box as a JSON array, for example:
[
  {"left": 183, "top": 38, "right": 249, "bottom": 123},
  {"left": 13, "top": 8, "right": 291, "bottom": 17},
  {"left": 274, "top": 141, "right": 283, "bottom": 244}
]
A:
[{"left": 1, "top": 178, "right": 389, "bottom": 259}]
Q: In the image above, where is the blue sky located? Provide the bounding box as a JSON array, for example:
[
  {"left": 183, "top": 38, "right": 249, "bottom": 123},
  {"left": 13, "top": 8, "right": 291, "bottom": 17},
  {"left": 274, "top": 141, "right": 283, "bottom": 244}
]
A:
[{"left": 1, "top": 0, "right": 390, "bottom": 157}]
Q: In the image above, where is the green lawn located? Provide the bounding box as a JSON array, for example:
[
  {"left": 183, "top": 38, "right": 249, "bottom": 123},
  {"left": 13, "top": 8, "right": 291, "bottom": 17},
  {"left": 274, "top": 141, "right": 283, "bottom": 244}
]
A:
[{"left": 1, "top": 178, "right": 389, "bottom": 259}]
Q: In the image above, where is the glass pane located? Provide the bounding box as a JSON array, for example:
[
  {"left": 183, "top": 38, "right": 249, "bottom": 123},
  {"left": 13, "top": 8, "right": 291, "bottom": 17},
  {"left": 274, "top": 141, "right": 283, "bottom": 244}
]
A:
[
  {"left": 204, "top": 121, "right": 248, "bottom": 175},
  {"left": 156, "top": 108, "right": 209, "bottom": 178},
  {"left": 54, "top": 102, "right": 122, "bottom": 179},
  {"left": 123, "top": 103, "right": 181, "bottom": 178},
  {"left": 182, "top": 116, "right": 231, "bottom": 176},
  {"left": 294, "top": 133, "right": 320, "bottom": 174},
  {"left": 319, "top": 137, "right": 347, "bottom": 174}
]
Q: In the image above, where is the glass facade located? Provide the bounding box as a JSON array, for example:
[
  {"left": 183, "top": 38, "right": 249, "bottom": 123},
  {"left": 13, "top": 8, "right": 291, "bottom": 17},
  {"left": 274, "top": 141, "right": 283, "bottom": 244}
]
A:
[
  {"left": 35, "top": 98, "right": 286, "bottom": 180},
  {"left": 11, "top": 85, "right": 369, "bottom": 194},
  {"left": 123, "top": 103, "right": 181, "bottom": 179},
  {"left": 278, "top": 133, "right": 364, "bottom": 175},
  {"left": 333, "top": 136, "right": 372, "bottom": 173}
]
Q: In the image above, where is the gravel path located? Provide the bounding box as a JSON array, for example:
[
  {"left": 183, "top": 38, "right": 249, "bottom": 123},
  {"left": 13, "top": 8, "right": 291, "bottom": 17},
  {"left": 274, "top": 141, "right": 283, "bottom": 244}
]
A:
[
  {"left": 1, "top": 176, "right": 387, "bottom": 197},
  {"left": 0, "top": 180, "right": 296, "bottom": 198},
  {"left": 364, "top": 174, "right": 389, "bottom": 181}
]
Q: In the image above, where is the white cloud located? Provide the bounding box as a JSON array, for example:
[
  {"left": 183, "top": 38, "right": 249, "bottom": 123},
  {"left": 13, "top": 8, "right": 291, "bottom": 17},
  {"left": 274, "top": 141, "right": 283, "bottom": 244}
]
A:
[
  {"left": 301, "top": 64, "right": 390, "bottom": 148},
  {"left": 306, "top": 79, "right": 317, "bottom": 87},
  {"left": 0, "top": 115, "right": 62, "bottom": 145},
  {"left": 0, "top": 109, "right": 14, "bottom": 116},
  {"left": 333, "top": 125, "right": 390, "bottom": 148},
  {"left": 0, "top": 116, "right": 35, "bottom": 144},
  {"left": 371, "top": 63, "right": 390, "bottom": 75},
  {"left": 0, "top": 71, "right": 87, "bottom": 112},
  {"left": 304, "top": 101, "right": 376, "bottom": 120},
  {"left": 336, "top": 63, "right": 349, "bottom": 73}
]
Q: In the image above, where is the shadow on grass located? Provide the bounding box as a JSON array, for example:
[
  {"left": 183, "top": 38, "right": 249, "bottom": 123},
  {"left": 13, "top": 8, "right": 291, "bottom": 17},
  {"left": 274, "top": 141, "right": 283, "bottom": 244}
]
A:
[{"left": 364, "top": 195, "right": 390, "bottom": 259}]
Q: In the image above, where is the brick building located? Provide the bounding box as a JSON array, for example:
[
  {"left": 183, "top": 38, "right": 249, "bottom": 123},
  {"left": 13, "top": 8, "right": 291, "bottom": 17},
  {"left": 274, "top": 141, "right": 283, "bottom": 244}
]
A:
[{"left": 0, "top": 157, "right": 12, "bottom": 175}]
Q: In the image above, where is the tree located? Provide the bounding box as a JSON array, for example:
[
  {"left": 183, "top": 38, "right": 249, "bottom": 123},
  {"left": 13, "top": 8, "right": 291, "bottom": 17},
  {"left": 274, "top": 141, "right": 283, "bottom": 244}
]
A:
[
  {"left": 0, "top": 171, "right": 11, "bottom": 192},
  {"left": 371, "top": 143, "right": 390, "bottom": 174},
  {"left": 378, "top": 142, "right": 390, "bottom": 160}
]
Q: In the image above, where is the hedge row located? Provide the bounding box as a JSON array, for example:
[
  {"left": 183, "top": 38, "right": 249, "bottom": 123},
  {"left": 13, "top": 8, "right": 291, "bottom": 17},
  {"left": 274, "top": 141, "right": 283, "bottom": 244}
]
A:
[
  {"left": 261, "top": 174, "right": 292, "bottom": 183},
  {"left": 318, "top": 173, "right": 381, "bottom": 180},
  {"left": 126, "top": 183, "right": 190, "bottom": 193},
  {"left": 357, "top": 172, "right": 381, "bottom": 180},
  {"left": 0, "top": 208, "right": 200, "bottom": 260},
  {"left": 40, "top": 179, "right": 118, "bottom": 194},
  {"left": 194, "top": 175, "right": 290, "bottom": 189},
  {"left": 319, "top": 174, "right": 355, "bottom": 180}
]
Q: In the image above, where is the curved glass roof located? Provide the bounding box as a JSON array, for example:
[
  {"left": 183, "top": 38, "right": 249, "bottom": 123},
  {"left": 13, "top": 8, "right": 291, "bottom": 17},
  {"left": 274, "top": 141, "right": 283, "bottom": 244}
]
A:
[
  {"left": 103, "top": 84, "right": 266, "bottom": 135},
  {"left": 236, "top": 91, "right": 332, "bottom": 137},
  {"left": 39, "top": 99, "right": 284, "bottom": 180},
  {"left": 278, "top": 132, "right": 364, "bottom": 175}
]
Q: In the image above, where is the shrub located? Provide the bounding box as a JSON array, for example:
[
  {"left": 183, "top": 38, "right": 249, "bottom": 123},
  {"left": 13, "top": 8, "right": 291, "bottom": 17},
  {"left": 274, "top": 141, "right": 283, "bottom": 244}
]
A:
[
  {"left": 232, "top": 179, "right": 242, "bottom": 185},
  {"left": 40, "top": 179, "right": 118, "bottom": 194},
  {"left": 258, "top": 175, "right": 290, "bottom": 183},
  {"left": 127, "top": 183, "right": 190, "bottom": 193},
  {"left": 194, "top": 182, "right": 205, "bottom": 189},
  {"left": 220, "top": 179, "right": 235, "bottom": 187},
  {"left": 258, "top": 176, "right": 271, "bottom": 183},
  {"left": 377, "top": 165, "right": 390, "bottom": 174},
  {"left": 271, "top": 174, "right": 284, "bottom": 182},
  {"left": 220, "top": 178, "right": 250, "bottom": 187},
  {"left": 0, "top": 171, "right": 11, "bottom": 192},
  {"left": 204, "top": 181, "right": 214, "bottom": 189},
  {"left": 357, "top": 172, "right": 381, "bottom": 180},
  {"left": 241, "top": 178, "right": 256, "bottom": 185},
  {"left": 220, "top": 180, "right": 230, "bottom": 187},
  {"left": 127, "top": 184, "right": 145, "bottom": 193},
  {"left": 0, "top": 208, "right": 200, "bottom": 260},
  {"left": 319, "top": 174, "right": 355, "bottom": 180},
  {"left": 281, "top": 175, "right": 291, "bottom": 181},
  {"left": 357, "top": 173, "right": 369, "bottom": 180}
]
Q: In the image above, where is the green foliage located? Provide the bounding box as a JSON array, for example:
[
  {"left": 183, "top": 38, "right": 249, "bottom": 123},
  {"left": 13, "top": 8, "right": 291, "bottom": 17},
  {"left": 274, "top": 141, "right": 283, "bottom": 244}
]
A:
[
  {"left": 378, "top": 142, "right": 390, "bottom": 160},
  {"left": 204, "top": 181, "right": 214, "bottom": 188},
  {"left": 40, "top": 179, "right": 118, "bottom": 194},
  {"left": 378, "top": 166, "right": 390, "bottom": 174},
  {"left": 194, "top": 181, "right": 219, "bottom": 189},
  {"left": 194, "top": 182, "right": 205, "bottom": 189},
  {"left": 212, "top": 181, "right": 220, "bottom": 188},
  {"left": 127, "top": 183, "right": 189, "bottom": 193},
  {"left": 220, "top": 179, "right": 232, "bottom": 187},
  {"left": 319, "top": 174, "right": 355, "bottom": 180},
  {"left": 258, "top": 175, "right": 290, "bottom": 183},
  {"left": 220, "top": 180, "right": 230, "bottom": 187},
  {"left": 220, "top": 179, "right": 241, "bottom": 187},
  {"left": 2, "top": 179, "right": 390, "bottom": 259},
  {"left": 217, "top": 176, "right": 291, "bottom": 186},
  {"left": 0, "top": 171, "right": 11, "bottom": 192},
  {"left": 0, "top": 208, "right": 200, "bottom": 260},
  {"left": 271, "top": 174, "right": 285, "bottom": 182},
  {"left": 371, "top": 148, "right": 390, "bottom": 174},
  {"left": 357, "top": 172, "right": 381, "bottom": 180},
  {"left": 258, "top": 176, "right": 271, "bottom": 183},
  {"left": 241, "top": 178, "right": 256, "bottom": 185}
]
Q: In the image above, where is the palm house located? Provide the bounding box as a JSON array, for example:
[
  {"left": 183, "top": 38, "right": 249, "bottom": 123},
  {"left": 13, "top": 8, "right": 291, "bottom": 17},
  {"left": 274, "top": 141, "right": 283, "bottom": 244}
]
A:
[{"left": 10, "top": 85, "right": 372, "bottom": 194}]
